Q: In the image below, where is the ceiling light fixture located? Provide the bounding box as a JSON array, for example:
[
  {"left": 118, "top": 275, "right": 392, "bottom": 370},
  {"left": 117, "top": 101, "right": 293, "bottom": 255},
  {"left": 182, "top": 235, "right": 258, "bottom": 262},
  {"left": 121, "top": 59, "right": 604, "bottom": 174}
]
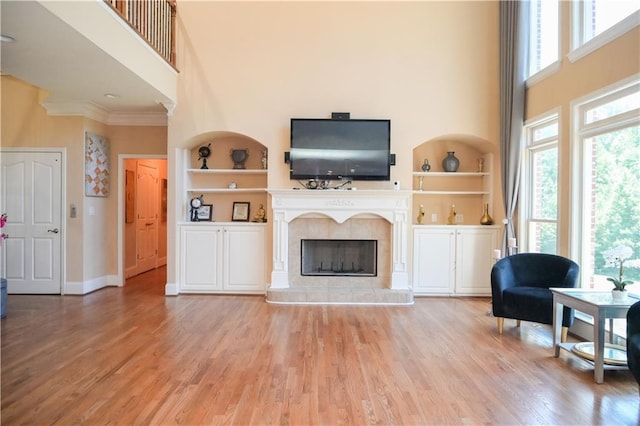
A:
[{"left": 104, "top": 93, "right": 120, "bottom": 99}]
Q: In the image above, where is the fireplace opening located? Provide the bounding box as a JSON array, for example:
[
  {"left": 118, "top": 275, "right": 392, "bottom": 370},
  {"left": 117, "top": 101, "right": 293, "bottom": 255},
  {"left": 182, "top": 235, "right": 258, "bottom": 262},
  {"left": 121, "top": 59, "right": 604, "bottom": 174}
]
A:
[{"left": 301, "top": 239, "right": 377, "bottom": 277}]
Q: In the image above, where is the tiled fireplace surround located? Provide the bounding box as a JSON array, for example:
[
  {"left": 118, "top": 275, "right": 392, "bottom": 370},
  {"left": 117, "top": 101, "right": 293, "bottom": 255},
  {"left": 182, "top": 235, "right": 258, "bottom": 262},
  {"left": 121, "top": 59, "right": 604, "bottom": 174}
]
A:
[{"left": 266, "top": 189, "right": 413, "bottom": 305}]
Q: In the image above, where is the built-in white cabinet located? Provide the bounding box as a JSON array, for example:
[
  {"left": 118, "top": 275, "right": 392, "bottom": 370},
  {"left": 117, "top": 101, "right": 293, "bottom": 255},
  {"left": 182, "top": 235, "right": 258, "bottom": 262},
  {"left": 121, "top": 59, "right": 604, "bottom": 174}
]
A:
[
  {"left": 180, "top": 223, "right": 266, "bottom": 293},
  {"left": 412, "top": 225, "right": 499, "bottom": 296}
]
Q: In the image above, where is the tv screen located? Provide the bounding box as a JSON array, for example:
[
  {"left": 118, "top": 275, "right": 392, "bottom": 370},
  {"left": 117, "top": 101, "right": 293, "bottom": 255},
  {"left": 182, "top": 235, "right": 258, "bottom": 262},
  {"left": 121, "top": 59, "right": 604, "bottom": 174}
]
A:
[{"left": 289, "top": 118, "right": 391, "bottom": 181}]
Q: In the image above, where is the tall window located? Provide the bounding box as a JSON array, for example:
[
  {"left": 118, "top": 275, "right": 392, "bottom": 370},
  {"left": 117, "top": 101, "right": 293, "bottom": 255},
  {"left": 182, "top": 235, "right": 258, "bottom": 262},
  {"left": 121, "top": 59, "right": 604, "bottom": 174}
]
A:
[
  {"left": 521, "top": 113, "right": 559, "bottom": 254},
  {"left": 572, "top": 77, "right": 640, "bottom": 290},
  {"left": 528, "top": 0, "right": 559, "bottom": 78}
]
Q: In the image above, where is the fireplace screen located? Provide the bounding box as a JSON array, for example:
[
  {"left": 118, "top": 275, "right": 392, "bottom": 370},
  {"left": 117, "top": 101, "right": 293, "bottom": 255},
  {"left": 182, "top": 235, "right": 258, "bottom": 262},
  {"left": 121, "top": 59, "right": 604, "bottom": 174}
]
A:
[{"left": 301, "top": 239, "right": 377, "bottom": 277}]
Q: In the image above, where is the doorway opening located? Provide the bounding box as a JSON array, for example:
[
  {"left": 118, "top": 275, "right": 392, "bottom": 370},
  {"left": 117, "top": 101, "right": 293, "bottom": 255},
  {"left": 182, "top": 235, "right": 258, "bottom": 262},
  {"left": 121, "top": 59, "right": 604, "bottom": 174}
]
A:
[{"left": 119, "top": 156, "right": 167, "bottom": 285}]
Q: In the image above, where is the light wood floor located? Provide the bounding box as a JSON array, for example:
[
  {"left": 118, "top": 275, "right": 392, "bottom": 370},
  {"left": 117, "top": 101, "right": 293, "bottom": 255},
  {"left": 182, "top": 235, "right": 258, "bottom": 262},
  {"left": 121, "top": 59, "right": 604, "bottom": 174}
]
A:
[{"left": 2, "top": 267, "right": 639, "bottom": 425}]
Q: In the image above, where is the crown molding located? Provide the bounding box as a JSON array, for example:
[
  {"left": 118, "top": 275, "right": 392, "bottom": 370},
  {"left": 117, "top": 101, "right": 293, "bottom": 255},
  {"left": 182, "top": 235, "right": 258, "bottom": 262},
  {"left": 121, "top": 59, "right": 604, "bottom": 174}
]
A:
[{"left": 40, "top": 100, "right": 168, "bottom": 126}]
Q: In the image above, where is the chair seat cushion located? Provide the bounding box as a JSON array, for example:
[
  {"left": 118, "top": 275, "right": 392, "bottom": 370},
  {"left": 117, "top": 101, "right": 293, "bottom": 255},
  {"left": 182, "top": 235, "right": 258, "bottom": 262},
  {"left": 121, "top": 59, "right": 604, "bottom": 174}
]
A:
[{"left": 502, "top": 286, "right": 573, "bottom": 327}]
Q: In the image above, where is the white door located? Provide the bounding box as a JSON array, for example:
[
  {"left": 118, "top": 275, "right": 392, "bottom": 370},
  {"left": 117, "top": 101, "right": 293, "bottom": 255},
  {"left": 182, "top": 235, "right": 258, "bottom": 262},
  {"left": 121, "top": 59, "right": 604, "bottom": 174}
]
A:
[
  {"left": 224, "top": 225, "right": 265, "bottom": 292},
  {"left": 135, "top": 161, "right": 158, "bottom": 274},
  {"left": 1, "top": 151, "right": 62, "bottom": 294},
  {"left": 412, "top": 227, "right": 455, "bottom": 294},
  {"left": 455, "top": 227, "right": 498, "bottom": 296},
  {"left": 180, "top": 225, "right": 222, "bottom": 292}
]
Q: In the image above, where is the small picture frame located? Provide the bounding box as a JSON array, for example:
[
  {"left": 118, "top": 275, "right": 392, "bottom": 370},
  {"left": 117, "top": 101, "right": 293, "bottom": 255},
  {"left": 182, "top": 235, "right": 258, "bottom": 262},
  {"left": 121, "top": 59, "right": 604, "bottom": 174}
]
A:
[
  {"left": 197, "top": 204, "right": 213, "bottom": 221},
  {"left": 232, "top": 202, "right": 250, "bottom": 221}
]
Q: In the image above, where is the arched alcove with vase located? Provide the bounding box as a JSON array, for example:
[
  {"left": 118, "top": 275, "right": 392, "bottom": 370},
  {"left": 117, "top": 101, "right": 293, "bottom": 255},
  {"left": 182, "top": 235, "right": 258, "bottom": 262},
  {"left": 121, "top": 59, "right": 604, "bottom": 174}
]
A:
[{"left": 411, "top": 134, "right": 501, "bottom": 297}]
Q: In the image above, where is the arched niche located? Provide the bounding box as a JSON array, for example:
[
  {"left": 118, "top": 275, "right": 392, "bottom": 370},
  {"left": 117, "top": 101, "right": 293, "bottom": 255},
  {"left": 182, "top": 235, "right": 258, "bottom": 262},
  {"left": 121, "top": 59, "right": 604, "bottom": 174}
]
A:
[
  {"left": 185, "top": 131, "right": 267, "bottom": 170},
  {"left": 412, "top": 134, "right": 497, "bottom": 173}
]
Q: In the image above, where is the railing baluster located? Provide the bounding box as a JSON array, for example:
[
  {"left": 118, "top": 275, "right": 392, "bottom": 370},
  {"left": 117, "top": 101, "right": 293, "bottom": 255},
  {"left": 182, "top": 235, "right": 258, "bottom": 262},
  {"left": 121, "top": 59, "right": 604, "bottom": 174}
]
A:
[{"left": 103, "top": 0, "right": 176, "bottom": 68}]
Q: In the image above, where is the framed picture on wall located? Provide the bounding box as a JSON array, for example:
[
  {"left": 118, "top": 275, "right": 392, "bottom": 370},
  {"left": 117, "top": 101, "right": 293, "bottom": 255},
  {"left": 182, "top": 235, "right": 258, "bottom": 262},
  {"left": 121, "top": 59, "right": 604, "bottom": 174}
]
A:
[
  {"left": 85, "top": 132, "right": 110, "bottom": 197},
  {"left": 232, "top": 202, "right": 250, "bottom": 221},
  {"left": 197, "top": 204, "right": 213, "bottom": 221}
]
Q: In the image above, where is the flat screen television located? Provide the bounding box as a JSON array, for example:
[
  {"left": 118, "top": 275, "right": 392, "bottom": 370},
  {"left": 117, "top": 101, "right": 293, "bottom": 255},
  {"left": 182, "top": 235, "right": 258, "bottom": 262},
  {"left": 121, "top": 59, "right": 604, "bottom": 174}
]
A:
[{"left": 289, "top": 118, "right": 392, "bottom": 181}]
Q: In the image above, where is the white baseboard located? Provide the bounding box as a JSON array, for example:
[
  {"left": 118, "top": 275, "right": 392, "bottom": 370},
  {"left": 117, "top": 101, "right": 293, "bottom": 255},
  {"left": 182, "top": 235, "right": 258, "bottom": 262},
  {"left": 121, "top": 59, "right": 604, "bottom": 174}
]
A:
[
  {"left": 165, "top": 282, "right": 179, "bottom": 296},
  {"left": 65, "top": 274, "right": 119, "bottom": 295}
]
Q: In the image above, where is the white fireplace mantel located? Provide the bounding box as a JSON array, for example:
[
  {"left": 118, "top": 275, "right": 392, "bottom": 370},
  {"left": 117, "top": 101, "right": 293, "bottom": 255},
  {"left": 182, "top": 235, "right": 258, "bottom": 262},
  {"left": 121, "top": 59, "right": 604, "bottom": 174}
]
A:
[{"left": 268, "top": 189, "right": 411, "bottom": 290}]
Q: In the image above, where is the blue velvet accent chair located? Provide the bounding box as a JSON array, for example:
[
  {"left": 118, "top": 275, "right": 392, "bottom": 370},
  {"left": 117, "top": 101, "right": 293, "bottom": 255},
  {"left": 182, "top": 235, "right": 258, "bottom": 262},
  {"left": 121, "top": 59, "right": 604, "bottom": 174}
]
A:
[
  {"left": 627, "top": 301, "right": 640, "bottom": 386},
  {"left": 491, "top": 253, "right": 580, "bottom": 342}
]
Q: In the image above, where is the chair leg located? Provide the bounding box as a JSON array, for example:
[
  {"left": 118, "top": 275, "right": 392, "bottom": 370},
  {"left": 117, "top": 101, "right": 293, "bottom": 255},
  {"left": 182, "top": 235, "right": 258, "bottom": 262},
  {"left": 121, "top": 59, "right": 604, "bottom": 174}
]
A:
[
  {"left": 516, "top": 320, "right": 521, "bottom": 328},
  {"left": 497, "top": 317, "right": 504, "bottom": 334},
  {"left": 561, "top": 326, "right": 568, "bottom": 343}
]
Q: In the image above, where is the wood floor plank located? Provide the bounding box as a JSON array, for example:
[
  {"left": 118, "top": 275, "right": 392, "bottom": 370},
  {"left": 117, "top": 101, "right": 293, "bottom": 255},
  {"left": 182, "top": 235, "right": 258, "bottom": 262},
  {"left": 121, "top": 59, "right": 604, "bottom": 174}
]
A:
[{"left": 2, "top": 267, "right": 639, "bottom": 425}]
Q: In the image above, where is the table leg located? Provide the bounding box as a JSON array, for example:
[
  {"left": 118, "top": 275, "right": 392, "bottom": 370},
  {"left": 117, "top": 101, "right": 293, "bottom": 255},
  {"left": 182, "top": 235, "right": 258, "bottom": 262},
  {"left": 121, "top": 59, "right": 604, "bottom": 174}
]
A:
[
  {"left": 553, "top": 298, "right": 563, "bottom": 357},
  {"left": 594, "top": 312, "right": 605, "bottom": 384},
  {"left": 608, "top": 318, "right": 614, "bottom": 344}
]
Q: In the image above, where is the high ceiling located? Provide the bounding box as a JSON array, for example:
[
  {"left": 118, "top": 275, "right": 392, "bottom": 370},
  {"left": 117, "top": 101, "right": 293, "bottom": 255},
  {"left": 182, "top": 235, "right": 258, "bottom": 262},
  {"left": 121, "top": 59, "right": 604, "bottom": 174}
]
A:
[{"left": 1, "top": 1, "right": 175, "bottom": 119}]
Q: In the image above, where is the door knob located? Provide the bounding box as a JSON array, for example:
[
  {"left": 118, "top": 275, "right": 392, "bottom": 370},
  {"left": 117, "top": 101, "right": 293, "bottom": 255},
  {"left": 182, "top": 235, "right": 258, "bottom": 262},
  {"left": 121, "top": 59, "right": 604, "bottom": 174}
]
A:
[{"left": 47, "top": 228, "right": 59, "bottom": 234}]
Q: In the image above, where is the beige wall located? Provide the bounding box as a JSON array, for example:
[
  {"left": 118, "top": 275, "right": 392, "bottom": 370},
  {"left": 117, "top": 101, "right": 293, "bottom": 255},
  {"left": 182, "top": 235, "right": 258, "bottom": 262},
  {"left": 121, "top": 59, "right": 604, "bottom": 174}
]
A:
[
  {"left": 1, "top": 76, "right": 167, "bottom": 287},
  {"left": 525, "top": 3, "right": 640, "bottom": 256},
  {"left": 2, "top": 76, "right": 87, "bottom": 282},
  {"left": 167, "top": 1, "right": 501, "bottom": 286}
]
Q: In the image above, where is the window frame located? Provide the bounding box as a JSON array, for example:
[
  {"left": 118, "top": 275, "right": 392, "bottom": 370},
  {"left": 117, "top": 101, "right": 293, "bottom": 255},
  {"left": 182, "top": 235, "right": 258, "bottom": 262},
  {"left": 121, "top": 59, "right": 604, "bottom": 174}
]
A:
[
  {"left": 520, "top": 109, "right": 561, "bottom": 255},
  {"left": 570, "top": 74, "right": 640, "bottom": 289},
  {"left": 569, "top": 2, "right": 640, "bottom": 63},
  {"left": 526, "top": 0, "right": 561, "bottom": 84}
]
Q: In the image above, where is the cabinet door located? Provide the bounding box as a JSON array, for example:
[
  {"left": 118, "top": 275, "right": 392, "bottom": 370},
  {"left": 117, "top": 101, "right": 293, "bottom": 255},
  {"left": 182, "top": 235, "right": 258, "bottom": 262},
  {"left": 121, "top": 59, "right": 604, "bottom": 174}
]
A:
[
  {"left": 180, "top": 226, "right": 222, "bottom": 291},
  {"left": 412, "top": 228, "right": 455, "bottom": 294},
  {"left": 455, "top": 228, "right": 498, "bottom": 295},
  {"left": 223, "top": 226, "right": 265, "bottom": 292}
]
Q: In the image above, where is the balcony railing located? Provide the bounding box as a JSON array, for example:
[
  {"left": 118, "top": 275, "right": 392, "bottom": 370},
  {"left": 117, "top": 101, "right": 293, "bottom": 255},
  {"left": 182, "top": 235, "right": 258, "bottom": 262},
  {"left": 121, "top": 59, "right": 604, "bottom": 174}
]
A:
[{"left": 104, "top": 0, "right": 177, "bottom": 68}]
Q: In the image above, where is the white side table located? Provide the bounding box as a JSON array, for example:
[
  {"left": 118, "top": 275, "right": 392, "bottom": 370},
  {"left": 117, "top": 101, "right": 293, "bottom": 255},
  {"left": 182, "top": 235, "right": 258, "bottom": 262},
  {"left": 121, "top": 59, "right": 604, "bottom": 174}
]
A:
[{"left": 551, "top": 288, "right": 638, "bottom": 384}]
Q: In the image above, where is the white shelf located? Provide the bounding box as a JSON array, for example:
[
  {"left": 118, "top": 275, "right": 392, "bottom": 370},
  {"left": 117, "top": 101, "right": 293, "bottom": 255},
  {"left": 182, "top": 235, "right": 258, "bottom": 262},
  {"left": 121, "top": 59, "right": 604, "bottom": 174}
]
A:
[
  {"left": 413, "top": 172, "right": 489, "bottom": 177},
  {"left": 412, "top": 190, "right": 490, "bottom": 195},
  {"left": 177, "top": 221, "right": 267, "bottom": 226},
  {"left": 187, "top": 188, "right": 267, "bottom": 194},
  {"left": 187, "top": 168, "right": 267, "bottom": 175}
]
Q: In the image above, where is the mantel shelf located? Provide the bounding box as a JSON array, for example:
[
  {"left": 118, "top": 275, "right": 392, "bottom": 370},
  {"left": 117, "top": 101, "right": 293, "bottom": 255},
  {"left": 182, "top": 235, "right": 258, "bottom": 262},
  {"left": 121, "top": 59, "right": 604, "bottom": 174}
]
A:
[
  {"left": 188, "top": 168, "right": 268, "bottom": 175},
  {"left": 412, "top": 172, "right": 489, "bottom": 177},
  {"left": 413, "top": 190, "right": 490, "bottom": 195},
  {"left": 187, "top": 188, "right": 267, "bottom": 194}
]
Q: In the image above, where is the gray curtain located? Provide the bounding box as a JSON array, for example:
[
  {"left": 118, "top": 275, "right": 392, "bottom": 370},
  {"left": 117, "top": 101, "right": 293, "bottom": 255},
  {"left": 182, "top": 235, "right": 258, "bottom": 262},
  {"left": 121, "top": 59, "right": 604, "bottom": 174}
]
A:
[{"left": 499, "top": 1, "right": 529, "bottom": 255}]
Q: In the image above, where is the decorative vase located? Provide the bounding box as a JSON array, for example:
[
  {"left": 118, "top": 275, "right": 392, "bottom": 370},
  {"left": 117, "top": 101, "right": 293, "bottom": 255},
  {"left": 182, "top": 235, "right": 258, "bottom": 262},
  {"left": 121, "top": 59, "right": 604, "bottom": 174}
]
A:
[
  {"left": 480, "top": 203, "right": 494, "bottom": 225},
  {"left": 417, "top": 204, "right": 425, "bottom": 224},
  {"left": 421, "top": 159, "right": 431, "bottom": 172},
  {"left": 447, "top": 204, "right": 457, "bottom": 225},
  {"left": 442, "top": 151, "right": 460, "bottom": 172},
  {"left": 612, "top": 289, "right": 628, "bottom": 302}
]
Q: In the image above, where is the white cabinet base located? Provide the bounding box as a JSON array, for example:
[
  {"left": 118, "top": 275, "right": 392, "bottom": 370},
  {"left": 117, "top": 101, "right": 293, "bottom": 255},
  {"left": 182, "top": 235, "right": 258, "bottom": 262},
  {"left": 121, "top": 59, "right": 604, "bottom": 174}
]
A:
[
  {"left": 413, "top": 225, "right": 499, "bottom": 296},
  {"left": 179, "top": 223, "right": 266, "bottom": 294}
]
